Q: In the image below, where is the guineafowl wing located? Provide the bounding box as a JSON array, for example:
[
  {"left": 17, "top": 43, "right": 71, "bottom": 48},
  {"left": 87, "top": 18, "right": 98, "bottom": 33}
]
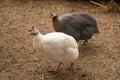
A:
[
  {"left": 80, "top": 29, "right": 93, "bottom": 40},
  {"left": 61, "top": 25, "right": 81, "bottom": 41}
]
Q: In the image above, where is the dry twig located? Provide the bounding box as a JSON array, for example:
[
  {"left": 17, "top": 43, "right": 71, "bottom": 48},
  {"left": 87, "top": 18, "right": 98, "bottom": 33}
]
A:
[{"left": 89, "top": 0, "right": 107, "bottom": 9}]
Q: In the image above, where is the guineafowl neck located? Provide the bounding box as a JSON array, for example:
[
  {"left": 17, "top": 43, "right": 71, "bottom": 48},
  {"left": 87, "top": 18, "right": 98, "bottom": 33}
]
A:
[
  {"left": 52, "top": 17, "right": 60, "bottom": 31},
  {"left": 52, "top": 16, "right": 58, "bottom": 22},
  {"left": 34, "top": 33, "right": 43, "bottom": 42}
]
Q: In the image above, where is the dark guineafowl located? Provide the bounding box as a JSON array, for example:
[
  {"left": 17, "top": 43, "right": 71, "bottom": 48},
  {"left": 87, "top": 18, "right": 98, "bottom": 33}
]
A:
[{"left": 49, "top": 12, "right": 99, "bottom": 45}]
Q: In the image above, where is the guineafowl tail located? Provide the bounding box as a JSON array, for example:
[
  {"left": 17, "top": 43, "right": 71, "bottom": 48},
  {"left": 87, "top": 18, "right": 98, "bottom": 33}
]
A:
[
  {"left": 94, "top": 26, "right": 99, "bottom": 33},
  {"left": 86, "top": 26, "right": 99, "bottom": 34}
]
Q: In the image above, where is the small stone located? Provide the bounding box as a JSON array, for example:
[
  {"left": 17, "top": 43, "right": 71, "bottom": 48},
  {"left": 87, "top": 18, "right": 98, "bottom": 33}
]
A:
[
  {"left": 2, "top": 70, "right": 5, "bottom": 73},
  {"left": 111, "top": 67, "right": 116, "bottom": 71}
]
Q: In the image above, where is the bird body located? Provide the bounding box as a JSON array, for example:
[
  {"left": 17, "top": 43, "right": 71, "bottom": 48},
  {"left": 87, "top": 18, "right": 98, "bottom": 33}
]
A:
[
  {"left": 49, "top": 12, "right": 99, "bottom": 44},
  {"left": 42, "top": 33, "right": 79, "bottom": 63},
  {"left": 29, "top": 27, "right": 79, "bottom": 72}
]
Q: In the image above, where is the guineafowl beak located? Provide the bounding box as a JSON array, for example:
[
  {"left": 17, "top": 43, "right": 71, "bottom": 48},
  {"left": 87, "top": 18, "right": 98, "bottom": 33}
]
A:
[
  {"left": 28, "top": 32, "right": 33, "bottom": 35},
  {"left": 49, "top": 16, "right": 53, "bottom": 18},
  {"left": 28, "top": 30, "right": 33, "bottom": 35}
]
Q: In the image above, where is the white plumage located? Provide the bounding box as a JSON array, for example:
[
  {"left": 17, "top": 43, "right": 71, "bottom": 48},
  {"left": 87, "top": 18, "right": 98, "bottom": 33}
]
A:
[{"left": 29, "top": 27, "right": 79, "bottom": 73}]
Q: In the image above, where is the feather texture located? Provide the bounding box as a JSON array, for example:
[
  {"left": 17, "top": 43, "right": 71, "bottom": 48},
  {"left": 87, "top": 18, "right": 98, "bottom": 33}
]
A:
[
  {"left": 50, "top": 12, "right": 99, "bottom": 44},
  {"left": 30, "top": 29, "right": 79, "bottom": 63}
]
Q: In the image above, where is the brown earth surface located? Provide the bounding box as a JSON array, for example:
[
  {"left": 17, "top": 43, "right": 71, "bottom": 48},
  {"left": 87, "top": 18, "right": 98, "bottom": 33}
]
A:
[{"left": 0, "top": 0, "right": 120, "bottom": 80}]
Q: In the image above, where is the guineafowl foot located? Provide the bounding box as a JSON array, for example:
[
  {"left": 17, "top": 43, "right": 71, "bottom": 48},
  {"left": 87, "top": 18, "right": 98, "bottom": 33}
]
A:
[
  {"left": 48, "top": 70, "right": 58, "bottom": 74},
  {"left": 82, "top": 40, "right": 88, "bottom": 45},
  {"left": 66, "top": 63, "right": 74, "bottom": 70},
  {"left": 48, "top": 63, "right": 62, "bottom": 73}
]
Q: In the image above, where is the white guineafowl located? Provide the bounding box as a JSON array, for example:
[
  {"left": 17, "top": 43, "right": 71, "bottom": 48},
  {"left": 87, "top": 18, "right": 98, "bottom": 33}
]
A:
[{"left": 28, "top": 27, "right": 79, "bottom": 73}]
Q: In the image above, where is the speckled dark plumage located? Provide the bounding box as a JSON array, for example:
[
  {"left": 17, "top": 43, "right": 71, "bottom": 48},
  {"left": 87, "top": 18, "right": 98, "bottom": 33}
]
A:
[{"left": 49, "top": 12, "right": 99, "bottom": 44}]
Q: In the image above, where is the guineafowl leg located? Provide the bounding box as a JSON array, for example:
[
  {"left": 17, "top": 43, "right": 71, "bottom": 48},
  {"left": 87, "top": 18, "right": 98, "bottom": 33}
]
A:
[
  {"left": 82, "top": 40, "right": 88, "bottom": 45},
  {"left": 66, "top": 63, "right": 74, "bottom": 70},
  {"left": 48, "top": 63, "right": 62, "bottom": 73}
]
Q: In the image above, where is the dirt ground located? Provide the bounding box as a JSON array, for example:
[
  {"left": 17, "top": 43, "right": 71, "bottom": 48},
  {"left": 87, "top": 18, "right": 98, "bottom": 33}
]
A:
[{"left": 0, "top": 0, "right": 120, "bottom": 80}]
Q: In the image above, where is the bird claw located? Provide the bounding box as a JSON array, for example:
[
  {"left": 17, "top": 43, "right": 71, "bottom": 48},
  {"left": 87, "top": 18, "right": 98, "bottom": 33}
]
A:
[
  {"left": 48, "top": 70, "right": 57, "bottom": 74},
  {"left": 47, "top": 63, "right": 62, "bottom": 73},
  {"left": 66, "top": 67, "right": 73, "bottom": 70},
  {"left": 82, "top": 40, "right": 88, "bottom": 45},
  {"left": 66, "top": 63, "right": 73, "bottom": 70}
]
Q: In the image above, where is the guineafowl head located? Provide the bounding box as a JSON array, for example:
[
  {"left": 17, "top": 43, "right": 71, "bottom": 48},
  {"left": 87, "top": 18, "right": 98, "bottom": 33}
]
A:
[
  {"left": 49, "top": 12, "right": 57, "bottom": 19},
  {"left": 28, "top": 27, "right": 39, "bottom": 36}
]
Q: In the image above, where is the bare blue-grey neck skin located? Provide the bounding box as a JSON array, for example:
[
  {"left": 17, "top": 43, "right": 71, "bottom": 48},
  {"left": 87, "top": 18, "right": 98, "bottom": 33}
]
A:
[{"left": 29, "top": 28, "right": 39, "bottom": 36}]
